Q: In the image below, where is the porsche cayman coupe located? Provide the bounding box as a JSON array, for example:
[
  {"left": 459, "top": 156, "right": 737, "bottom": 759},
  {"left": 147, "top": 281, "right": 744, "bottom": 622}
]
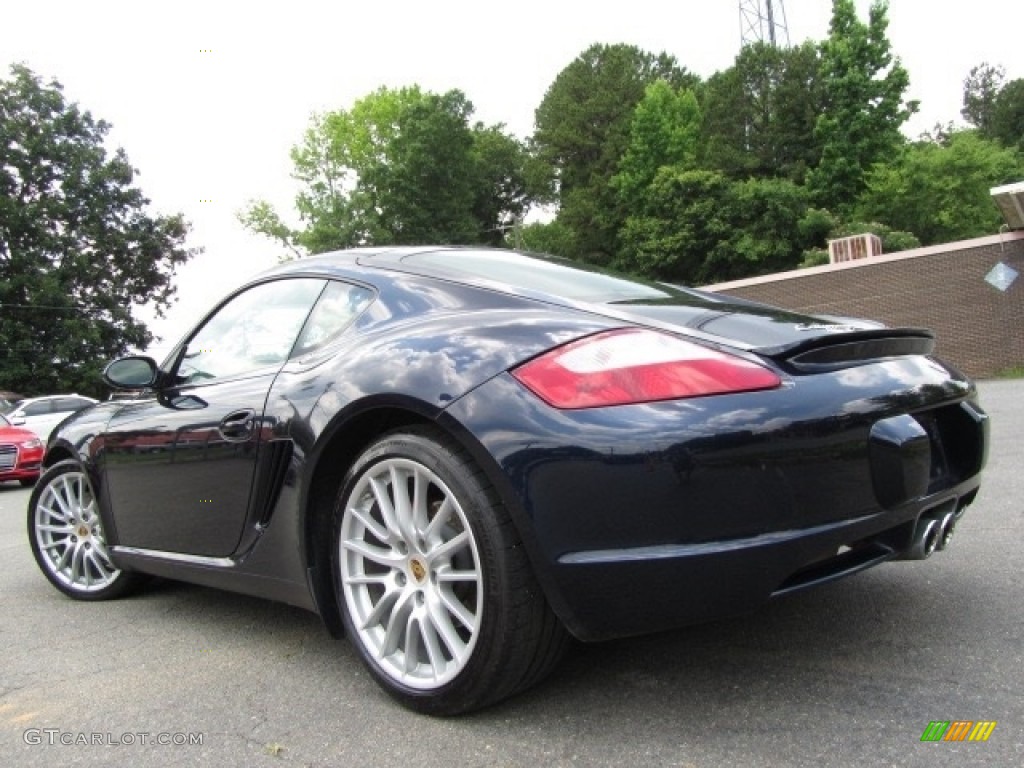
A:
[{"left": 28, "top": 247, "right": 988, "bottom": 714}]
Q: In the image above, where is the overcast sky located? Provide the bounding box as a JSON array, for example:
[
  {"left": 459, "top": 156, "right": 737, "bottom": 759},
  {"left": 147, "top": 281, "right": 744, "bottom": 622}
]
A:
[{"left": 5, "top": 0, "right": 1020, "bottom": 356}]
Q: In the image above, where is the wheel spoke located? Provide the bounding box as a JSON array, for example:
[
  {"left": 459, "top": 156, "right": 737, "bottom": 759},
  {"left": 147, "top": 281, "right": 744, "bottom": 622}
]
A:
[
  {"left": 380, "top": 591, "right": 414, "bottom": 658},
  {"left": 435, "top": 568, "right": 479, "bottom": 583},
  {"left": 369, "top": 476, "right": 400, "bottom": 540},
  {"left": 424, "top": 497, "right": 453, "bottom": 540},
  {"left": 389, "top": 465, "right": 418, "bottom": 543},
  {"left": 70, "top": 543, "right": 85, "bottom": 584},
  {"left": 359, "top": 585, "right": 401, "bottom": 632},
  {"left": 418, "top": 614, "right": 447, "bottom": 678},
  {"left": 342, "top": 539, "right": 403, "bottom": 568},
  {"left": 403, "top": 615, "right": 422, "bottom": 675},
  {"left": 428, "top": 529, "right": 469, "bottom": 564},
  {"left": 437, "top": 586, "right": 477, "bottom": 632},
  {"left": 37, "top": 523, "right": 73, "bottom": 534},
  {"left": 346, "top": 572, "right": 389, "bottom": 586},
  {"left": 54, "top": 543, "right": 73, "bottom": 571},
  {"left": 45, "top": 486, "right": 73, "bottom": 522},
  {"left": 410, "top": 470, "right": 429, "bottom": 535},
  {"left": 427, "top": 600, "right": 467, "bottom": 665},
  {"left": 350, "top": 503, "right": 389, "bottom": 543}
]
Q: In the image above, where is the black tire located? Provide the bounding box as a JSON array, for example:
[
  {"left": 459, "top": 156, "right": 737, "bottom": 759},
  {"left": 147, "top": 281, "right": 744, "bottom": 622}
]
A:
[
  {"left": 27, "top": 460, "right": 143, "bottom": 601},
  {"left": 19, "top": 477, "right": 36, "bottom": 488},
  {"left": 332, "top": 426, "right": 567, "bottom": 715}
]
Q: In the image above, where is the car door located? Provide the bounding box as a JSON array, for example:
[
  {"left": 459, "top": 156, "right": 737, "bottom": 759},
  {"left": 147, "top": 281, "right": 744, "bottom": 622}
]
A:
[{"left": 100, "top": 278, "right": 326, "bottom": 557}]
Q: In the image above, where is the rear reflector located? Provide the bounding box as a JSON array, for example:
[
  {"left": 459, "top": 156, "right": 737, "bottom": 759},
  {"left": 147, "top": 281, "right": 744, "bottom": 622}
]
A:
[{"left": 512, "top": 329, "right": 781, "bottom": 409}]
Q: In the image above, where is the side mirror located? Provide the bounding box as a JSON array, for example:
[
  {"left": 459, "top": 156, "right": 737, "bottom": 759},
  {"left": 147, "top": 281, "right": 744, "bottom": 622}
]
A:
[
  {"left": 104, "top": 356, "right": 159, "bottom": 389},
  {"left": 11, "top": 416, "right": 26, "bottom": 426}
]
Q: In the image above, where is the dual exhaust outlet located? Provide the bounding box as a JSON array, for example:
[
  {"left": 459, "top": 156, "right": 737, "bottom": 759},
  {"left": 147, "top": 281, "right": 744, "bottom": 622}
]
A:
[{"left": 902, "top": 506, "right": 959, "bottom": 560}]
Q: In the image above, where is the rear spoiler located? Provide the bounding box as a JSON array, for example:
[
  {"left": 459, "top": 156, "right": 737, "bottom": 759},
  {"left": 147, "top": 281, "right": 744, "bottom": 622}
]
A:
[{"left": 756, "top": 328, "right": 936, "bottom": 373}]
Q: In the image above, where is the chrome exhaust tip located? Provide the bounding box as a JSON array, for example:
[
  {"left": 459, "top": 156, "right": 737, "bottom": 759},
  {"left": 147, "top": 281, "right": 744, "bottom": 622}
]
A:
[
  {"left": 936, "top": 510, "right": 957, "bottom": 551},
  {"left": 902, "top": 516, "right": 941, "bottom": 560}
]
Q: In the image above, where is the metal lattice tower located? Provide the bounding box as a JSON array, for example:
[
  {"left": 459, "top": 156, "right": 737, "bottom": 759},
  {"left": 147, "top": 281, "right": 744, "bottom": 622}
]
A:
[{"left": 739, "top": 0, "right": 790, "bottom": 47}]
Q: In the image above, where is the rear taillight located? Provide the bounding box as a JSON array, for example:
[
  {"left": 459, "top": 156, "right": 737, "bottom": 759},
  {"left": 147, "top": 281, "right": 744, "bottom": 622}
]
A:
[{"left": 511, "top": 329, "right": 781, "bottom": 409}]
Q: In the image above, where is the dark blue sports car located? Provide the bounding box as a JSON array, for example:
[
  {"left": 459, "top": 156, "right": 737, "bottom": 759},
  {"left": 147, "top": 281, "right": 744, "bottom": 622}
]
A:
[{"left": 28, "top": 247, "right": 988, "bottom": 714}]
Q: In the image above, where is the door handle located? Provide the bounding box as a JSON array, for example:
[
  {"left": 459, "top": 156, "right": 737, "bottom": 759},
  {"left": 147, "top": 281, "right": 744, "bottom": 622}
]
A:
[{"left": 219, "top": 409, "right": 256, "bottom": 442}]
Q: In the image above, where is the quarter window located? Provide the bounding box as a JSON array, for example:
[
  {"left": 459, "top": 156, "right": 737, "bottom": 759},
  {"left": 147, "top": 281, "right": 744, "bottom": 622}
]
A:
[{"left": 292, "top": 281, "right": 374, "bottom": 358}]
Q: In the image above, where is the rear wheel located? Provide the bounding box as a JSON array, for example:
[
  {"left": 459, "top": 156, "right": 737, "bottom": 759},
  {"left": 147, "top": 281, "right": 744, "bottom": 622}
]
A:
[
  {"left": 332, "top": 426, "right": 567, "bottom": 715},
  {"left": 28, "top": 461, "right": 142, "bottom": 600}
]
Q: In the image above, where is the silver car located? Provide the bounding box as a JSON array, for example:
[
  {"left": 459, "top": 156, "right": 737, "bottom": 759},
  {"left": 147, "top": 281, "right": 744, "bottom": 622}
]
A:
[{"left": 1, "top": 394, "right": 98, "bottom": 442}]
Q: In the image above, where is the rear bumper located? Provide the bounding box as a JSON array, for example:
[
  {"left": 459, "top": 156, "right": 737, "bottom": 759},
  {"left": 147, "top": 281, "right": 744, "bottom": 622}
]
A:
[
  {"left": 549, "top": 479, "right": 980, "bottom": 640},
  {"left": 443, "top": 356, "right": 987, "bottom": 641}
]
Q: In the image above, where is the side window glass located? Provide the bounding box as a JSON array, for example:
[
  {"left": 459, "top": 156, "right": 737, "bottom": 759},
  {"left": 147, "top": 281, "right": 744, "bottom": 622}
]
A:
[
  {"left": 23, "top": 401, "right": 52, "bottom": 416},
  {"left": 292, "top": 281, "right": 375, "bottom": 358},
  {"left": 177, "top": 279, "right": 325, "bottom": 385}
]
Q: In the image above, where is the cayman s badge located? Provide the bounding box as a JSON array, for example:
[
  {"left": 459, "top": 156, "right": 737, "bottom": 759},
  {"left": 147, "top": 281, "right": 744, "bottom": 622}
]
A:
[{"left": 795, "top": 323, "right": 864, "bottom": 333}]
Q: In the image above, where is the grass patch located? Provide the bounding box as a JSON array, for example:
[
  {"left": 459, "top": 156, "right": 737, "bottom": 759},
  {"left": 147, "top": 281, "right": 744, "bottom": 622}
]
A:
[{"left": 994, "top": 365, "right": 1024, "bottom": 379}]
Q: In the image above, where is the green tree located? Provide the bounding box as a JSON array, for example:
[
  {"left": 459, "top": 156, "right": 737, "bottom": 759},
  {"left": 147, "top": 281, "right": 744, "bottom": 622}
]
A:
[
  {"left": 991, "top": 78, "right": 1024, "bottom": 151},
  {"left": 961, "top": 62, "right": 1005, "bottom": 136},
  {"left": 699, "top": 41, "right": 824, "bottom": 182},
  {"left": 856, "top": 130, "right": 1023, "bottom": 244},
  {"left": 807, "top": 0, "right": 916, "bottom": 212},
  {"left": 518, "top": 220, "right": 576, "bottom": 258},
  {"left": 532, "top": 43, "right": 697, "bottom": 262},
  {"left": 242, "top": 86, "right": 532, "bottom": 255},
  {"left": 469, "top": 124, "right": 533, "bottom": 246},
  {"left": 616, "top": 169, "right": 809, "bottom": 284},
  {"left": 0, "top": 64, "right": 195, "bottom": 396},
  {"left": 611, "top": 80, "right": 701, "bottom": 211},
  {"left": 366, "top": 90, "right": 479, "bottom": 244}
]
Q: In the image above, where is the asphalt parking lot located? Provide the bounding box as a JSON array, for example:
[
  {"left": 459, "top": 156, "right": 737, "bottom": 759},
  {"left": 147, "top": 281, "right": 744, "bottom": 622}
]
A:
[{"left": 1, "top": 380, "right": 1021, "bottom": 768}]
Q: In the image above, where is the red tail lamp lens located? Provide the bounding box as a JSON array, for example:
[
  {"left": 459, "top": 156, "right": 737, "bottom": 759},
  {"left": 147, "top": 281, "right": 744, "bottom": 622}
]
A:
[{"left": 511, "top": 329, "right": 781, "bottom": 409}]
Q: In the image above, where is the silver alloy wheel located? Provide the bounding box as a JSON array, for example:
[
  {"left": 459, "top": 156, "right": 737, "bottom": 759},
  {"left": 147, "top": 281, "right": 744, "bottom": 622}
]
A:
[
  {"left": 32, "top": 470, "right": 120, "bottom": 592},
  {"left": 339, "top": 457, "right": 483, "bottom": 690}
]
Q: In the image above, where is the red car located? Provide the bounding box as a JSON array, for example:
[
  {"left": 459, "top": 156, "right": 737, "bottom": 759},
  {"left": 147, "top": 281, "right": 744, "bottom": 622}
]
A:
[{"left": 0, "top": 413, "right": 44, "bottom": 486}]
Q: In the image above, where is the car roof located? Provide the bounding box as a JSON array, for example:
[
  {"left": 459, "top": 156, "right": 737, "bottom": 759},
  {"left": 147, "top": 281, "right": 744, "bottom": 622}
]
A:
[
  {"left": 255, "top": 246, "right": 681, "bottom": 306},
  {"left": 15, "top": 394, "right": 96, "bottom": 404}
]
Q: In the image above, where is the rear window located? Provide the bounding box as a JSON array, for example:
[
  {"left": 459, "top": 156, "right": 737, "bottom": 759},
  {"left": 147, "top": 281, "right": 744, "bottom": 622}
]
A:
[{"left": 404, "top": 250, "right": 672, "bottom": 303}]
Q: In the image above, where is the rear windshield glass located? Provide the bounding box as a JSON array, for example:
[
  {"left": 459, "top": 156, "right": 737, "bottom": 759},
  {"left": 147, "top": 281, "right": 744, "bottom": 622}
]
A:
[{"left": 404, "top": 250, "right": 672, "bottom": 303}]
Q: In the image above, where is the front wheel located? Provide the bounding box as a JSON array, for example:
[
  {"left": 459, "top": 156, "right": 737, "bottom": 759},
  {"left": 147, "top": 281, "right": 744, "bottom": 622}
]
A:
[
  {"left": 332, "top": 426, "right": 567, "bottom": 715},
  {"left": 27, "top": 461, "right": 142, "bottom": 600}
]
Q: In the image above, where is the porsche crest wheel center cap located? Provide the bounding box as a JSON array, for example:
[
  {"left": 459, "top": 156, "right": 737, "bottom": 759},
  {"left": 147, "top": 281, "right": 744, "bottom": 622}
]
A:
[{"left": 409, "top": 558, "right": 427, "bottom": 583}]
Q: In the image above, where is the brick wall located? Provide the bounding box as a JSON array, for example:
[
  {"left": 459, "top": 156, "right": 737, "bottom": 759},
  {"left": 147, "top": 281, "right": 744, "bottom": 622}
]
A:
[{"left": 704, "top": 232, "right": 1024, "bottom": 379}]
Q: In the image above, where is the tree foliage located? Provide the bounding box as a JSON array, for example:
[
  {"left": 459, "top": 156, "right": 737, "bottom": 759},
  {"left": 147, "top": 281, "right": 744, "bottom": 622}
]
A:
[
  {"left": 242, "top": 86, "right": 533, "bottom": 256},
  {"left": 807, "top": 0, "right": 916, "bottom": 212},
  {"left": 856, "top": 130, "right": 1024, "bottom": 245},
  {"left": 990, "top": 78, "right": 1024, "bottom": 151},
  {"left": 0, "top": 64, "right": 195, "bottom": 396},
  {"left": 616, "top": 170, "right": 810, "bottom": 284},
  {"left": 699, "top": 41, "right": 824, "bottom": 182},
  {"left": 961, "top": 62, "right": 1005, "bottom": 136},
  {"left": 532, "top": 43, "right": 697, "bottom": 262},
  {"left": 611, "top": 80, "right": 700, "bottom": 212}
]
